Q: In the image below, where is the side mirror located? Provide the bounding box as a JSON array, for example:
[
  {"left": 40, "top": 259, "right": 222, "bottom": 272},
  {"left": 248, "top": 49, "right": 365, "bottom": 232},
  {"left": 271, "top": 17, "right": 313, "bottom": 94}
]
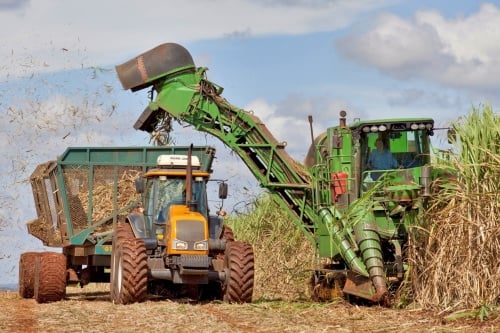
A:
[
  {"left": 135, "top": 178, "right": 145, "bottom": 194},
  {"left": 218, "top": 182, "right": 228, "bottom": 199}
]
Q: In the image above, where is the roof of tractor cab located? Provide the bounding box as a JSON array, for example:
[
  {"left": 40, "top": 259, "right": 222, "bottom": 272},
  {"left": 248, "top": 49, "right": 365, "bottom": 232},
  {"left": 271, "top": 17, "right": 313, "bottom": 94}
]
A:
[
  {"left": 348, "top": 117, "right": 434, "bottom": 132},
  {"left": 144, "top": 169, "right": 211, "bottom": 178}
]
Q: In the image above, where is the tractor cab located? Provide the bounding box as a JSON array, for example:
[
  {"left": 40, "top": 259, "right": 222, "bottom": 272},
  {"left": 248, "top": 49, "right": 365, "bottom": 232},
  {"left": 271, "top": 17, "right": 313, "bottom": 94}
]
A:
[
  {"left": 143, "top": 155, "right": 209, "bottom": 222},
  {"left": 130, "top": 154, "right": 212, "bottom": 255}
]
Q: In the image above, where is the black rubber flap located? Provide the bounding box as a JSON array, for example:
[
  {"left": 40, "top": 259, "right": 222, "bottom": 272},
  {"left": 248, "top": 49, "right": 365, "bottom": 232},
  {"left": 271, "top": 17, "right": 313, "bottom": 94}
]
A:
[{"left": 134, "top": 105, "right": 158, "bottom": 132}]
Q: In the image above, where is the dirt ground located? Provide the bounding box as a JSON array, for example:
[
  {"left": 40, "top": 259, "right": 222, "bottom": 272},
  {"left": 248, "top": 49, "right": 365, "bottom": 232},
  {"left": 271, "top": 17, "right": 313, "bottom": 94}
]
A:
[{"left": 0, "top": 286, "right": 498, "bottom": 333}]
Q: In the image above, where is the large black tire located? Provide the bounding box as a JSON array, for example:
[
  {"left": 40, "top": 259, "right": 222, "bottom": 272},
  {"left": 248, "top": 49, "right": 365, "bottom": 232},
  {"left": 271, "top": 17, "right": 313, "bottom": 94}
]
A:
[
  {"left": 201, "top": 225, "right": 236, "bottom": 301},
  {"left": 110, "top": 238, "right": 148, "bottom": 304},
  {"left": 110, "top": 222, "right": 138, "bottom": 303},
  {"left": 115, "top": 222, "right": 135, "bottom": 240},
  {"left": 221, "top": 225, "right": 235, "bottom": 242},
  {"left": 19, "top": 252, "right": 40, "bottom": 298},
  {"left": 223, "top": 241, "right": 254, "bottom": 303},
  {"left": 34, "top": 252, "right": 67, "bottom": 303}
]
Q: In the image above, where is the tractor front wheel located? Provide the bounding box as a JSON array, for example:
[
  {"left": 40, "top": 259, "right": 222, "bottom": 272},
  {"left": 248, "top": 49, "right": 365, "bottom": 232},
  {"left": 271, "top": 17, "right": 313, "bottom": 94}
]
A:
[
  {"left": 221, "top": 225, "right": 235, "bottom": 242},
  {"left": 223, "top": 241, "right": 254, "bottom": 303},
  {"left": 110, "top": 238, "right": 148, "bottom": 304}
]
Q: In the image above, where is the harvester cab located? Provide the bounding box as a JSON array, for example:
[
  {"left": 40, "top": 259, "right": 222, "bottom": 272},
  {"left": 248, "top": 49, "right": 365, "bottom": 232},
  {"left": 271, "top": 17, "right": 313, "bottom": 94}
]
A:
[{"left": 353, "top": 118, "right": 434, "bottom": 196}]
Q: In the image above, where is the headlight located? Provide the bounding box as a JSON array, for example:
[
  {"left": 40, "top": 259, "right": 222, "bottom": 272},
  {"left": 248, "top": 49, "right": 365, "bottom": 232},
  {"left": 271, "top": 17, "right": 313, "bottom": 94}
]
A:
[
  {"left": 172, "top": 239, "right": 188, "bottom": 250},
  {"left": 194, "top": 240, "right": 208, "bottom": 251},
  {"left": 156, "top": 228, "right": 164, "bottom": 240}
]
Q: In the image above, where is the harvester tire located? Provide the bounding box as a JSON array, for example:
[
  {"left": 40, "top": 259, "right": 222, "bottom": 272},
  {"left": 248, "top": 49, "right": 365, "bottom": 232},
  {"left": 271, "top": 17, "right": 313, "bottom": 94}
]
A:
[
  {"left": 34, "top": 252, "right": 67, "bottom": 303},
  {"left": 223, "top": 241, "right": 254, "bottom": 303},
  {"left": 19, "top": 252, "right": 40, "bottom": 298},
  {"left": 110, "top": 239, "right": 148, "bottom": 304}
]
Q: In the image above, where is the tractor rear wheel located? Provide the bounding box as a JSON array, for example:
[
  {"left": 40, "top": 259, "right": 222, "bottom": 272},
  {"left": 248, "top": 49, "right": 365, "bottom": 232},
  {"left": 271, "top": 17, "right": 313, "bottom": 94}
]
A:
[
  {"left": 223, "top": 241, "right": 254, "bottom": 303},
  {"left": 34, "top": 252, "right": 67, "bottom": 303},
  {"left": 110, "top": 238, "right": 148, "bottom": 304},
  {"left": 19, "top": 252, "right": 40, "bottom": 298}
]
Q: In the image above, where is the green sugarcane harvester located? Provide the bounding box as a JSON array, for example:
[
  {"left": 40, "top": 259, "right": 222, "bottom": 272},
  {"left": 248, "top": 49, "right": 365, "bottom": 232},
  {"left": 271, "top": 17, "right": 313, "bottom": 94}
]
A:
[{"left": 115, "top": 43, "right": 447, "bottom": 304}]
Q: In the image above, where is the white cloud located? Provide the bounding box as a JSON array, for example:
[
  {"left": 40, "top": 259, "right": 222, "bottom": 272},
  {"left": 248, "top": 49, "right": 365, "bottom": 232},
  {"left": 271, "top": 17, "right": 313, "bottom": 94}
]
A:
[
  {"left": 244, "top": 94, "right": 361, "bottom": 159},
  {"left": 336, "top": 3, "right": 500, "bottom": 90},
  {"left": 245, "top": 98, "right": 313, "bottom": 160},
  {"left": 0, "top": 0, "right": 29, "bottom": 10},
  {"left": 0, "top": 0, "right": 392, "bottom": 78}
]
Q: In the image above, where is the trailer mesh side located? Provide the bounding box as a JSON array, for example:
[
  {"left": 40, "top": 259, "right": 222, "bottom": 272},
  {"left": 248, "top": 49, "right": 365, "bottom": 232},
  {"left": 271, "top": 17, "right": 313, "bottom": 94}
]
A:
[
  {"left": 61, "top": 165, "right": 142, "bottom": 234},
  {"left": 29, "top": 163, "right": 142, "bottom": 246}
]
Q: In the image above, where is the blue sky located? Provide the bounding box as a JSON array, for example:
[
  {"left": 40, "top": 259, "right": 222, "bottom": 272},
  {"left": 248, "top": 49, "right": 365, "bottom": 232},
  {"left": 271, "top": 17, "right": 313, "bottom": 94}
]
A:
[{"left": 1, "top": 0, "right": 499, "bottom": 284}]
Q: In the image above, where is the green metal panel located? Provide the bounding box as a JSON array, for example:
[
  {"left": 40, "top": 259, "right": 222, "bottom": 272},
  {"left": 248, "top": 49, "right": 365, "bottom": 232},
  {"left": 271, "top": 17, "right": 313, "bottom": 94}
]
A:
[
  {"left": 95, "top": 244, "right": 113, "bottom": 255},
  {"left": 59, "top": 146, "right": 214, "bottom": 246},
  {"left": 58, "top": 146, "right": 214, "bottom": 171}
]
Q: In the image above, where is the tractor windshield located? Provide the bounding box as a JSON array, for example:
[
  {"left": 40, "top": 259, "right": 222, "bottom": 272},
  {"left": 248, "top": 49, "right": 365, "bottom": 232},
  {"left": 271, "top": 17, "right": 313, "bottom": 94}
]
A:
[{"left": 144, "top": 177, "right": 208, "bottom": 224}]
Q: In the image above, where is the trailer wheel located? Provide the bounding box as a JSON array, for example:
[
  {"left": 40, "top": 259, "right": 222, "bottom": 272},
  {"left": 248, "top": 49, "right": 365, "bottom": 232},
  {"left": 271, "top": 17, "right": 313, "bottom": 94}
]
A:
[
  {"left": 34, "top": 252, "right": 67, "bottom": 303},
  {"left": 223, "top": 241, "right": 254, "bottom": 303},
  {"left": 110, "top": 239, "right": 148, "bottom": 304},
  {"left": 19, "top": 252, "right": 40, "bottom": 298}
]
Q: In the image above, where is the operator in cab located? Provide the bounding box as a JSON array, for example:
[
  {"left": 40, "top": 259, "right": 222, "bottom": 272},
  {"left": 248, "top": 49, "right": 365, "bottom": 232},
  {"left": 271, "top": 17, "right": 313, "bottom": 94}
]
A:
[{"left": 367, "top": 138, "right": 399, "bottom": 179}]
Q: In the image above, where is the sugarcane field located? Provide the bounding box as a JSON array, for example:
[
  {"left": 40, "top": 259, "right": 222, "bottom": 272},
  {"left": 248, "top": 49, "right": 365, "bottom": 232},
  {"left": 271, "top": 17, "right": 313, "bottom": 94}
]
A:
[{"left": 1, "top": 2, "right": 500, "bottom": 333}]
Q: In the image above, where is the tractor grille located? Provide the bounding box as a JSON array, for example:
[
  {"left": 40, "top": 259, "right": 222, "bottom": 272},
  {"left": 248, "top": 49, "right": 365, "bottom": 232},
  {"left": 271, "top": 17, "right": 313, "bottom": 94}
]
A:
[
  {"left": 177, "top": 255, "right": 210, "bottom": 268},
  {"left": 176, "top": 220, "right": 204, "bottom": 243}
]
